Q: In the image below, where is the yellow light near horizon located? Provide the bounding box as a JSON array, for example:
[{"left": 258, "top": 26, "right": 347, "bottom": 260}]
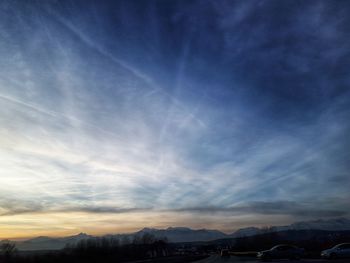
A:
[
  {"left": 0, "top": 211, "right": 187, "bottom": 239},
  {"left": 0, "top": 210, "right": 294, "bottom": 240}
]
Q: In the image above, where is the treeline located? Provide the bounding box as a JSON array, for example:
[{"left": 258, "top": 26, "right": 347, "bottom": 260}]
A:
[{"left": 0, "top": 233, "right": 171, "bottom": 263}]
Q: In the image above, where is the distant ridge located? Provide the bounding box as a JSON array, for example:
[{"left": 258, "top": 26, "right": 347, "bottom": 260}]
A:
[
  {"left": 8, "top": 233, "right": 93, "bottom": 251},
  {"left": 134, "top": 226, "right": 227, "bottom": 242},
  {"left": 231, "top": 217, "right": 350, "bottom": 237},
  {"left": 3, "top": 217, "right": 350, "bottom": 251}
]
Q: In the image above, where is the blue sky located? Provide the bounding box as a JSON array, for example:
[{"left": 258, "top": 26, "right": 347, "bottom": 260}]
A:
[{"left": 0, "top": 0, "right": 350, "bottom": 238}]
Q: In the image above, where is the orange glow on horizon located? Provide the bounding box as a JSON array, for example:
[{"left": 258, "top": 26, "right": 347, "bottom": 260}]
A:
[{"left": 0, "top": 210, "right": 292, "bottom": 240}]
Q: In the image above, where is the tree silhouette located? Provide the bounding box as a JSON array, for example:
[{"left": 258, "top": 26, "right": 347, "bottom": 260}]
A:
[{"left": 1, "top": 240, "right": 17, "bottom": 258}]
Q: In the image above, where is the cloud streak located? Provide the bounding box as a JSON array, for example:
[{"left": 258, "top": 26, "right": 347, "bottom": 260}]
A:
[
  {"left": 0, "top": 0, "right": 349, "bottom": 237},
  {"left": 172, "top": 201, "right": 349, "bottom": 218}
]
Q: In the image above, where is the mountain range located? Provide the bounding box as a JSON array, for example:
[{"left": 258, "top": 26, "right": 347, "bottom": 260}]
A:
[{"left": 3, "top": 217, "right": 350, "bottom": 251}]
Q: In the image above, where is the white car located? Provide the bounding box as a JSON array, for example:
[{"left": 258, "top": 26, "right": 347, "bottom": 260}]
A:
[
  {"left": 321, "top": 243, "right": 350, "bottom": 259},
  {"left": 257, "top": 244, "right": 304, "bottom": 260}
]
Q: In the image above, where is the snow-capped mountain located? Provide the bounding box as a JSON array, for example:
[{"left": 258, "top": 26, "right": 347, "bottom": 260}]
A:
[
  {"left": 289, "top": 218, "right": 350, "bottom": 231},
  {"left": 230, "top": 218, "right": 350, "bottom": 237},
  {"left": 135, "top": 227, "right": 227, "bottom": 242},
  {"left": 230, "top": 227, "right": 261, "bottom": 238},
  {"left": 5, "top": 218, "right": 350, "bottom": 251}
]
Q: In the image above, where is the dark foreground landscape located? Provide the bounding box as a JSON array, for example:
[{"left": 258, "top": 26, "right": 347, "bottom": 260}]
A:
[
  {"left": 194, "top": 255, "right": 350, "bottom": 263},
  {"left": 1, "top": 228, "right": 350, "bottom": 263}
]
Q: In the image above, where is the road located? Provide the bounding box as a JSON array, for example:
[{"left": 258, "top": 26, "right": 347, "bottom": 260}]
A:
[{"left": 193, "top": 255, "right": 350, "bottom": 263}]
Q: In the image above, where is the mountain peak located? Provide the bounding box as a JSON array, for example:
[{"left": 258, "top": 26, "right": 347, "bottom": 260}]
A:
[
  {"left": 139, "top": 227, "right": 158, "bottom": 232},
  {"left": 231, "top": 227, "right": 261, "bottom": 237},
  {"left": 166, "top": 227, "right": 192, "bottom": 231}
]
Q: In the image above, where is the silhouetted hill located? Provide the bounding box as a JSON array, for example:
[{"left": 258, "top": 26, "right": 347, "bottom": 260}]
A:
[
  {"left": 4, "top": 217, "right": 350, "bottom": 251},
  {"left": 3, "top": 233, "right": 92, "bottom": 251}
]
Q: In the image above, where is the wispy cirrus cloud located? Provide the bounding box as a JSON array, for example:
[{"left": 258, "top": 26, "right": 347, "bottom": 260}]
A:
[
  {"left": 0, "top": 0, "right": 349, "bottom": 238},
  {"left": 0, "top": 198, "right": 149, "bottom": 216},
  {"left": 172, "top": 200, "right": 349, "bottom": 218}
]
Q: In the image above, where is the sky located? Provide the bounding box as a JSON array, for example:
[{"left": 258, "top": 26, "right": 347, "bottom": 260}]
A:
[{"left": 0, "top": 0, "right": 350, "bottom": 239}]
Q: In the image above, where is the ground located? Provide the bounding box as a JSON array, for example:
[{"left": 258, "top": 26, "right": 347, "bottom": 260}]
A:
[{"left": 193, "top": 255, "right": 350, "bottom": 263}]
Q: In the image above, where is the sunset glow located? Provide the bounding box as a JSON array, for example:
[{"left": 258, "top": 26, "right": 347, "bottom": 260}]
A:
[{"left": 1, "top": 0, "right": 349, "bottom": 240}]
